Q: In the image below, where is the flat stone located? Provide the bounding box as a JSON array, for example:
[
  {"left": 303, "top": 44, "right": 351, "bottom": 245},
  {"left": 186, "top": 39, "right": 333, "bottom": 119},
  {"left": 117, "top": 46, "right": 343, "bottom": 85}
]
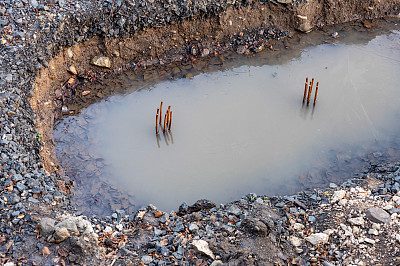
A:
[
  {"left": 191, "top": 239, "right": 215, "bottom": 259},
  {"left": 39, "top": 217, "right": 56, "bottom": 237},
  {"left": 366, "top": 207, "right": 391, "bottom": 224},
  {"left": 91, "top": 56, "right": 111, "bottom": 68},
  {"left": 305, "top": 233, "right": 329, "bottom": 246}
]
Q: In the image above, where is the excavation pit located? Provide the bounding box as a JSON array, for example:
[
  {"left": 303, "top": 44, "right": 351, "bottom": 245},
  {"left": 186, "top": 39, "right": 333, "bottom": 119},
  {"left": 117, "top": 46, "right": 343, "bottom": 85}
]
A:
[{"left": 51, "top": 21, "right": 400, "bottom": 216}]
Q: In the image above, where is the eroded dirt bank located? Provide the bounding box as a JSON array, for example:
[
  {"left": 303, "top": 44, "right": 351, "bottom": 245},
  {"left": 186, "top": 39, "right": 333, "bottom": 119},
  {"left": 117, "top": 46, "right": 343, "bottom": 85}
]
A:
[{"left": 0, "top": 0, "right": 399, "bottom": 264}]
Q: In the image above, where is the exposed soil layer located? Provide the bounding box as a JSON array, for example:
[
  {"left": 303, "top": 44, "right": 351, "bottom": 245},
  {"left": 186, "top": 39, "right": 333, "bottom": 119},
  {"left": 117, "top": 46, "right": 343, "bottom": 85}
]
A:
[{"left": 0, "top": 0, "right": 399, "bottom": 264}]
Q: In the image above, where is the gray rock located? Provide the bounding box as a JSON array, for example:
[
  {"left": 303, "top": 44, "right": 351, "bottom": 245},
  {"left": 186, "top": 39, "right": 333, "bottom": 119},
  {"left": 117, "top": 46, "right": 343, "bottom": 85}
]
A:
[
  {"left": 6, "top": 193, "right": 20, "bottom": 204},
  {"left": 55, "top": 218, "right": 79, "bottom": 236},
  {"left": 366, "top": 207, "right": 391, "bottom": 224},
  {"left": 305, "top": 233, "right": 329, "bottom": 246},
  {"left": 227, "top": 204, "right": 241, "bottom": 216},
  {"left": 91, "top": 56, "right": 111, "bottom": 68},
  {"left": 241, "top": 218, "right": 269, "bottom": 235},
  {"left": 173, "top": 221, "right": 185, "bottom": 232},
  {"left": 178, "top": 202, "right": 188, "bottom": 215},
  {"left": 348, "top": 216, "right": 364, "bottom": 226},
  {"left": 141, "top": 255, "right": 153, "bottom": 264},
  {"left": 5, "top": 74, "right": 12, "bottom": 83},
  {"left": 30, "top": 0, "right": 38, "bottom": 8},
  {"left": 39, "top": 218, "right": 56, "bottom": 237},
  {"left": 28, "top": 197, "right": 40, "bottom": 203},
  {"left": 189, "top": 223, "right": 199, "bottom": 232},
  {"left": 308, "top": 216, "right": 316, "bottom": 223}
]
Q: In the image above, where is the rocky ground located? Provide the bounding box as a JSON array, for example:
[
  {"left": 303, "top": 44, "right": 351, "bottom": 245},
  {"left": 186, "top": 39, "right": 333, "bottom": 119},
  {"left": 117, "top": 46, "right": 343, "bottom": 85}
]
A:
[{"left": 1, "top": 0, "right": 400, "bottom": 264}]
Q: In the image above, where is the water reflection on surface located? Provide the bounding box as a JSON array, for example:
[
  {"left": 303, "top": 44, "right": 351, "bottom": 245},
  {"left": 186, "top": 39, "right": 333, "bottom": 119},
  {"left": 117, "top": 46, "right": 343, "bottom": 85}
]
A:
[{"left": 54, "top": 22, "right": 400, "bottom": 215}]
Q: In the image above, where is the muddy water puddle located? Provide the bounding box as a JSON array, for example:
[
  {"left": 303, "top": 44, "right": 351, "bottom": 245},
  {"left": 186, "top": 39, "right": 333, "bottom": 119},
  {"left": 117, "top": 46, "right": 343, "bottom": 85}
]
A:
[{"left": 54, "top": 20, "right": 400, "bottom": 216}]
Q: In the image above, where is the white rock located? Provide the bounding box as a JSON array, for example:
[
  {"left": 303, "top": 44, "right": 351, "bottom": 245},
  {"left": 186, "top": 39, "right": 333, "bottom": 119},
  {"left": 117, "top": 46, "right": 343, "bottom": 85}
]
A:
[
  {"left": 323, "top": 229, "right": 335, "bottom": 236},
  {"left": 104, "top": 226, "right": 112, "bottom": 233},
  {"left": 289, "top": 236, "right": 303, "bottom": 247},
  {"left": 392, "top": 195, "right": 400, "bottom": 205},
  {"left": 67, "top": 48, "right": 74, "bottom": 58},
  {"left": 305, "top": 233, "right": 329, "bottom": 246},
  {"left": 338, "top": 199, "right": 348, "bottom": 206},
  {"left": 210, "top": 260, "right": 224, "bottom": 266},
  {"left": 116, "top": 224, "right": 123, "bottom": 231},
  {"left": 348, "top": 217, "right": 364, "bottom": 226},
  {"left": 91, "top": 55, "right": 111, "bottom": 68},
  {"left": 191, "top": 240, "right": 215, "bottom": 259},
  {"left": 383, "top": 203, "right": 394, "bottom": 210},
  {"left": 331, "top": 190, "right": 346, "bottom": 203},
  {"left": 372, "top": 223, "right": 381, "bottom": 230},
  {"left": 141, "top": 255, "right": 153, "bottom": 264},
  {"left": 293, "top": 223, "right": 305, "bottom": 231},
  {"left": 368, "top": 228, "right": 379, "bottom": 236},
  {"left": 136, "top": 211, "right": 146, "bottom": 220},
  {"left": 364, "top": 238, "right": 375, "bottom": 244}
]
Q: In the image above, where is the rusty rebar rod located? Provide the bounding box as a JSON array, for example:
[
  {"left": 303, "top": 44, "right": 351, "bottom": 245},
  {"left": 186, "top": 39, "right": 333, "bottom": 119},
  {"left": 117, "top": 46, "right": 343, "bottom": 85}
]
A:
[
  {"left": 307, "top": 78, "right": 314, "bottom": 105},
  {"left": 168, "top": 111, "right": 173, "bottom": 131},
  {"left": 156, "top": 108, "right": 159, "bottom": 134},
  {"left": 159, "top": 101, "right": 163, "bottom": 125},
  {"left": 313, "top": 82, "right": 319, "bottom": 105},
  {"left": 303, "top": 82, "right": 308, "bottom": 103},
  {"left": 163, "top": 113, "right": 168, "bottom": 132}
]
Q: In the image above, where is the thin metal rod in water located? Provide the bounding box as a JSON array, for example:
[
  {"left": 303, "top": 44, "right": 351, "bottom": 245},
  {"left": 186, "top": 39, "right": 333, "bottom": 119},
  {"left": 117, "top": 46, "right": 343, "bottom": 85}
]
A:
[
  {"left": 307, "top": 78, "right": 314, "bottom": 105},
  {"left": 159, "top": 101, "right": 163, "bottom": 125},
  {"left": 156, "top": 108, "right": 159, "bottom": 134},
  {"left": 169, "top": 110, "right": 173, "bottom": 130},
  {"left": 163, "top": 113, "right": 168, "bottom": 132},
  {"left": 313, "top": 82, "right": 319, "bottom": 106}
]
